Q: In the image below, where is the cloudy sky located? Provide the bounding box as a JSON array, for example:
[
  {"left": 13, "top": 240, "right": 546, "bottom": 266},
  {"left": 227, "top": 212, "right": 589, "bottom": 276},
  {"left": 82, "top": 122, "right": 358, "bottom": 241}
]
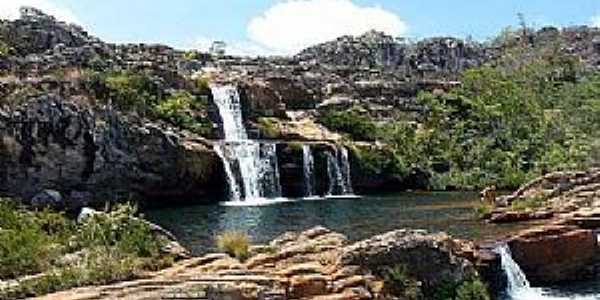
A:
[{"left": 1, "top": 0, "right": 599, "bottom": 56}]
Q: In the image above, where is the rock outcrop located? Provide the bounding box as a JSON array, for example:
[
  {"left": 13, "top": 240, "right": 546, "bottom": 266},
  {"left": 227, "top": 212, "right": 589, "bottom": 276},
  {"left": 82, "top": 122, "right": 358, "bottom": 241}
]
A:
[
  {"left": 32, "top": 227, "right": 493, "bottom": 300},
  {"left": 0, "top": 94, "right": 224, "bottom": 208},
  {"left": 485, "top": 168, "right": 600, "bottom": 285},
  {"left": 508, "top": 225, "right": 600, "bottom": 285}
]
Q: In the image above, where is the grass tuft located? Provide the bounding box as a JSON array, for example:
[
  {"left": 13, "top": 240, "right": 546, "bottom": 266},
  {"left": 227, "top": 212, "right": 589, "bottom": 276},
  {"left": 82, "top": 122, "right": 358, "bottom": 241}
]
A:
[{"left": 216, "top": 231, "right": 251, "bottom": 261}]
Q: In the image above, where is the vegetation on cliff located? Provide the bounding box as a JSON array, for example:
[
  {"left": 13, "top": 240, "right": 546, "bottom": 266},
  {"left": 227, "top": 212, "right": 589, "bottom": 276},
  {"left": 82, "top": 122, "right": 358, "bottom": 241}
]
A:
[
  {"left": 321, "top": 34, "right": 600, "bottom": 190},
  {"left": 0, "top": 201, "right": 174, "bottom": 299}
]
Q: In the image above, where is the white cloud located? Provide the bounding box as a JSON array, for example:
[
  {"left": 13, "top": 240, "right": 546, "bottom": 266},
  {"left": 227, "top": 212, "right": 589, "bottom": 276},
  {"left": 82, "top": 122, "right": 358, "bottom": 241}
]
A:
[
  {"left": 247, "top": 0, "right": 407, "bottom": 55},
  {"left": 0, "top": 0, "right": 79, "bottom": 24},
  {"left": 592, "top": 15, "right": 600, "bottom": 28}
]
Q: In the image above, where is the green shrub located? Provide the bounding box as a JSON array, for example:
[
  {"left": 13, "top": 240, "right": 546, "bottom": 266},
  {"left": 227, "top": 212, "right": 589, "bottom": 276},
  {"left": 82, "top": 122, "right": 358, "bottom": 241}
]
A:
[
  {"left": 0, "top": 201, "right": 66, "bottom": 280},
  {"left": 104, "top": 71, "right": 161, "bottom": 113},
  {"left": 153, "top": 91, "right": 212, "bottom": 135},
  {"left": 511, "top": 196, "right": 546, "bottom": 212},
  {"left": 318, "top": 106, "right": 378, "bottom": 141},
  {"left": 75, "top": 204, "right": 163, "bottom": 258},
  {"left": 456, "top": 278, "right": 490, "bottom": 300},
  {"left": 0, "top": 201, "right": 174, "bottom": 299},
  {"left": 256, "top": 117, "right": 281, "bottom": 138},
  {"left": 383, "top": 264, "right": 421, "bottom": 299},
  {"left": 216, "top": 231, "right": 250, "bottom": 261},
  {"left": 474, "top": 203, "right": 493, "bottom": 219}
]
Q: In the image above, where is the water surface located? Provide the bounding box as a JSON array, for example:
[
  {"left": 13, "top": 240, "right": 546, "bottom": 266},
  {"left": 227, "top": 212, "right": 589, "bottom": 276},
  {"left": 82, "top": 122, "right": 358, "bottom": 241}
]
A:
[{"left": 144, "top": 192, "right": 527, "bottom": 254}]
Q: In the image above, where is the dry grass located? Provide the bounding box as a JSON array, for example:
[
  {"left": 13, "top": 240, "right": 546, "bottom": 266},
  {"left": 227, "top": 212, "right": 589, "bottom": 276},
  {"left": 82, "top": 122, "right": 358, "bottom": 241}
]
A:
[{"left": 216, "top": 231, "right": 250, "bottom": 261}]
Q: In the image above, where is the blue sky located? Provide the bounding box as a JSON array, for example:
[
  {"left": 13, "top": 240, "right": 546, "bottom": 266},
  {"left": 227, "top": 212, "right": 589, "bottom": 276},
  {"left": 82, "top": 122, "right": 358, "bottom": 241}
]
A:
[{"left": 2, "top": 0, "right": 600, "bottom": 55}]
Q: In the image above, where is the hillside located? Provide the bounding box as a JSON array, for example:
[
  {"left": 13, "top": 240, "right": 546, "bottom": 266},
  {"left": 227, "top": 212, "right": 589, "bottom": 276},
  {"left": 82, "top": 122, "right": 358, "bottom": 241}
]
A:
[{"left": 1, "top": 7, "right": 600, "bottom": 207}]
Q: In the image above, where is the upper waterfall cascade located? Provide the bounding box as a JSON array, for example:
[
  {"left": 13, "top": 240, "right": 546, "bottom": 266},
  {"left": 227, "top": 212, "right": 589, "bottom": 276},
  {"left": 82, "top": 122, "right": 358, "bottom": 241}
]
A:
[{"left": 211, "top": 84, "right": 282, "bottom": 202}]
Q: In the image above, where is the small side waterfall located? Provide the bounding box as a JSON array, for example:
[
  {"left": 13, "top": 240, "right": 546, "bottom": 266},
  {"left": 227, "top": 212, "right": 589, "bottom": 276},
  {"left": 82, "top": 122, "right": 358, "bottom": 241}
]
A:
[
  {"left": 495, "top": 244, "right": 533, "bottom": 298},
  {"left": 326, "top": 146, "right": 354, "bottom": 196},
  {"left": 339, "top": 147, "right": 354, "bottom": 195},
  {"left": 211, "top": 84, "right": 282, "bottom": 202},
  {"left": 302, "top": 145, "right": 316, "bottom": 197},
  {"left": 493, "top": 245, "right": 599, "bottom": 300},
  {"left": 259, "top": 143, "right": 282, "bottom": 198}
]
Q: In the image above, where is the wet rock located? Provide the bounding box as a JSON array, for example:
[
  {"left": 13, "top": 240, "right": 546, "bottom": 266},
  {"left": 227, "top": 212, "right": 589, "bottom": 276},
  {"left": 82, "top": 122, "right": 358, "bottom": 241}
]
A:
[
  {"left": 488, "top": 210, "right": 554, "bottom": 223},
  {"left": 30, "top": 189, "right": 64, "bottom": 209},
  {"left": 508, "top": 225, "right": 600, "bottom": 284}
]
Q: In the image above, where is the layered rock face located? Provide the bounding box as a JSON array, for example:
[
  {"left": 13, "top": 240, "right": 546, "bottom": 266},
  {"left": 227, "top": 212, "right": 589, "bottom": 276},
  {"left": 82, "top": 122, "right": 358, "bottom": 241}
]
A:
[
  {"left": 487, "top": 168, "right": 600, "bottom": 285},
  {"left": 0, "top": 94, "right": 224, "bottom": 208},
  {"left": 35, "top": 227, "right": 494, "bottom": 300},
  {"left": 296, "top": 30, "right": 494, "bottom": 79}
]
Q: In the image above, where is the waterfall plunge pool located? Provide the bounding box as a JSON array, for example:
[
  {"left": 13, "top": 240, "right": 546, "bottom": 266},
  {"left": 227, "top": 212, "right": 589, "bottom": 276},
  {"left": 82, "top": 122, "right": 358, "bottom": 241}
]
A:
[{"left": 144, "top": 192, "right": 527, "bottom": 254}]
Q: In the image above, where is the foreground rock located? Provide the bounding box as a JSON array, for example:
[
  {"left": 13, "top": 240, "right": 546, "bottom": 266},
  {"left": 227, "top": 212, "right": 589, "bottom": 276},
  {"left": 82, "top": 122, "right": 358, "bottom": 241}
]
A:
[
  {"left": 34, "top": 227, "right": 495, "bottom": 300},
  {"left": 484, "top": 168, "right": 600, "bottom": 285},
  {"left": 508, "top": 225, "right": 600, "bottom": 285}
]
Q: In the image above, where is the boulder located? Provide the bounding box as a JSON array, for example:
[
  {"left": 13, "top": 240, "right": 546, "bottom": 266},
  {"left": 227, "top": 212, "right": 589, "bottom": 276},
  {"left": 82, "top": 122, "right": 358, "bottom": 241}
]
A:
[
  {"left": 30, "top": 189, "right": 64, "bottom": 209},
  {"left": 340, "top": 229, "right": 476, "bottom": 290},
  {"left": 508, "top": 225, "right": 600, "bottom": 284}
]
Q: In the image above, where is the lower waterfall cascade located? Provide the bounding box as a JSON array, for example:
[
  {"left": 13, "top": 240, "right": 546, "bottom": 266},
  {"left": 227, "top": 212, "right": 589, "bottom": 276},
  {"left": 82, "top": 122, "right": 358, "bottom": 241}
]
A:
[
  {"left": 302, "top": 145, "right": 316, "bottom": 197},
  {"left": 326, "top": 146, "right": 355, "bottom": 196}
]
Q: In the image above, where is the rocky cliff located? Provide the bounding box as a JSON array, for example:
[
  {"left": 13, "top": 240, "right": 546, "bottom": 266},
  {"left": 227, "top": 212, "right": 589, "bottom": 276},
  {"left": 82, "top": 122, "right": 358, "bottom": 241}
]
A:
[{"left": 2, "top": 7, "right": 600, "bottom": 206}]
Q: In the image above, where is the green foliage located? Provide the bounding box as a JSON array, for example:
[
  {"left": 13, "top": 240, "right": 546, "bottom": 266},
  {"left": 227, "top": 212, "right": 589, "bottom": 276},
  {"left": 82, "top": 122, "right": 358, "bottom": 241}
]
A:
[
  {"left": 511, "top": 195, "right": 546, "bottom": 212},
  {"left": 315, "top": 31, "right": 600, "bottom": 192},
  {"left": 256, "top": 117, "right": 281, "bottom": 138},
  {"left": 429, "top": 278, "right": 490, "bottom": 300},
  {"left": 0, "top": 39, "right": 11, "bottom": 58},
  {"left": 0, "top": 201, "right": 72, "bottom": 280},
  {"left": 474, "top": 203, "right": 493, "bottom": 219},
  {"left": 75, "top": 204, "right": 163, "bottom": 258},
  {"left": 456, "top": 278, "right": 491, "bottom": 300},
  {"left": 153, "top": 91, "right": 212, "bottom": 135},
  {"left": 383, "top": 264, "right": 421, "bottom": 299},
  {"left": 216, "top": 231, "right": 251, "bottom": 261},
  {"left": 104, "top": 71, "right": 161, "bottom": 113},
  {"left": 0, "top": 201, "right": 173, "bottom": 299},
  {"left": 319, "top": 106, "right": 378, "bottom": 141}
]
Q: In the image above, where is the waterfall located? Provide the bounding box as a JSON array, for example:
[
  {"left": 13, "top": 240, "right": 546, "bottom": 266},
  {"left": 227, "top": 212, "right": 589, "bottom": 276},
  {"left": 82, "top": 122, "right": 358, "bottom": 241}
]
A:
[
  {"left": 326, "top": 146, "right": 354, "bottom": 196},
  {"left": 259, "top": 143, "right": 282, "bottom": 198},
  {"left": 495, "top": 244, "right": 533, "bottom": 298},
  {"left": 493, "top": 245, "right": 598, "bottom": 300},
  {"left": 211, "top": 84, "right": 282, "bottom": 202},
  {"left": 302, "top": 145, "right": 316, "bottom": 197},
  {"left": 339, "top": 147, "right": 354, "bottom": 195},
  {"left": 210, "top": 85, "right": 247, "bottom": 141}
]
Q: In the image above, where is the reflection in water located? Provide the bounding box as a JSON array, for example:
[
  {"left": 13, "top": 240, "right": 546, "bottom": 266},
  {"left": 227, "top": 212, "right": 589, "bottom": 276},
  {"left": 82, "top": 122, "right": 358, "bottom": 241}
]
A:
[{"left": 144, "top": 192, "right": 527, "bottom": 254}]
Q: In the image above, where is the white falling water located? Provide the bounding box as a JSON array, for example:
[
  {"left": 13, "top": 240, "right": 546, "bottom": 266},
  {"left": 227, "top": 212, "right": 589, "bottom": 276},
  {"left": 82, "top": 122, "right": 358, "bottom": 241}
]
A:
[
  {"left": 259, "top": 143, "right": 282, "bottom": 198},
  {"left": 211, "top": 85, "right": 247, "bottom": 141},
  {"left": 339, "top": 147, "right": 354, "bottom": 195},
  {"left": 494, "top": 244, "right": 597, "bottom": 300},
  {"left": 302, "top": 145, "right": 316, "bottom": 197},
  {"left": 495, "top": 244, "right": 535, "bottom": 299},
  {"left": 211, "top": 84, "right": 282, "bottom": 202},
  {"left": 326, "top": 146, "right": 354, "bottom": 196}
]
